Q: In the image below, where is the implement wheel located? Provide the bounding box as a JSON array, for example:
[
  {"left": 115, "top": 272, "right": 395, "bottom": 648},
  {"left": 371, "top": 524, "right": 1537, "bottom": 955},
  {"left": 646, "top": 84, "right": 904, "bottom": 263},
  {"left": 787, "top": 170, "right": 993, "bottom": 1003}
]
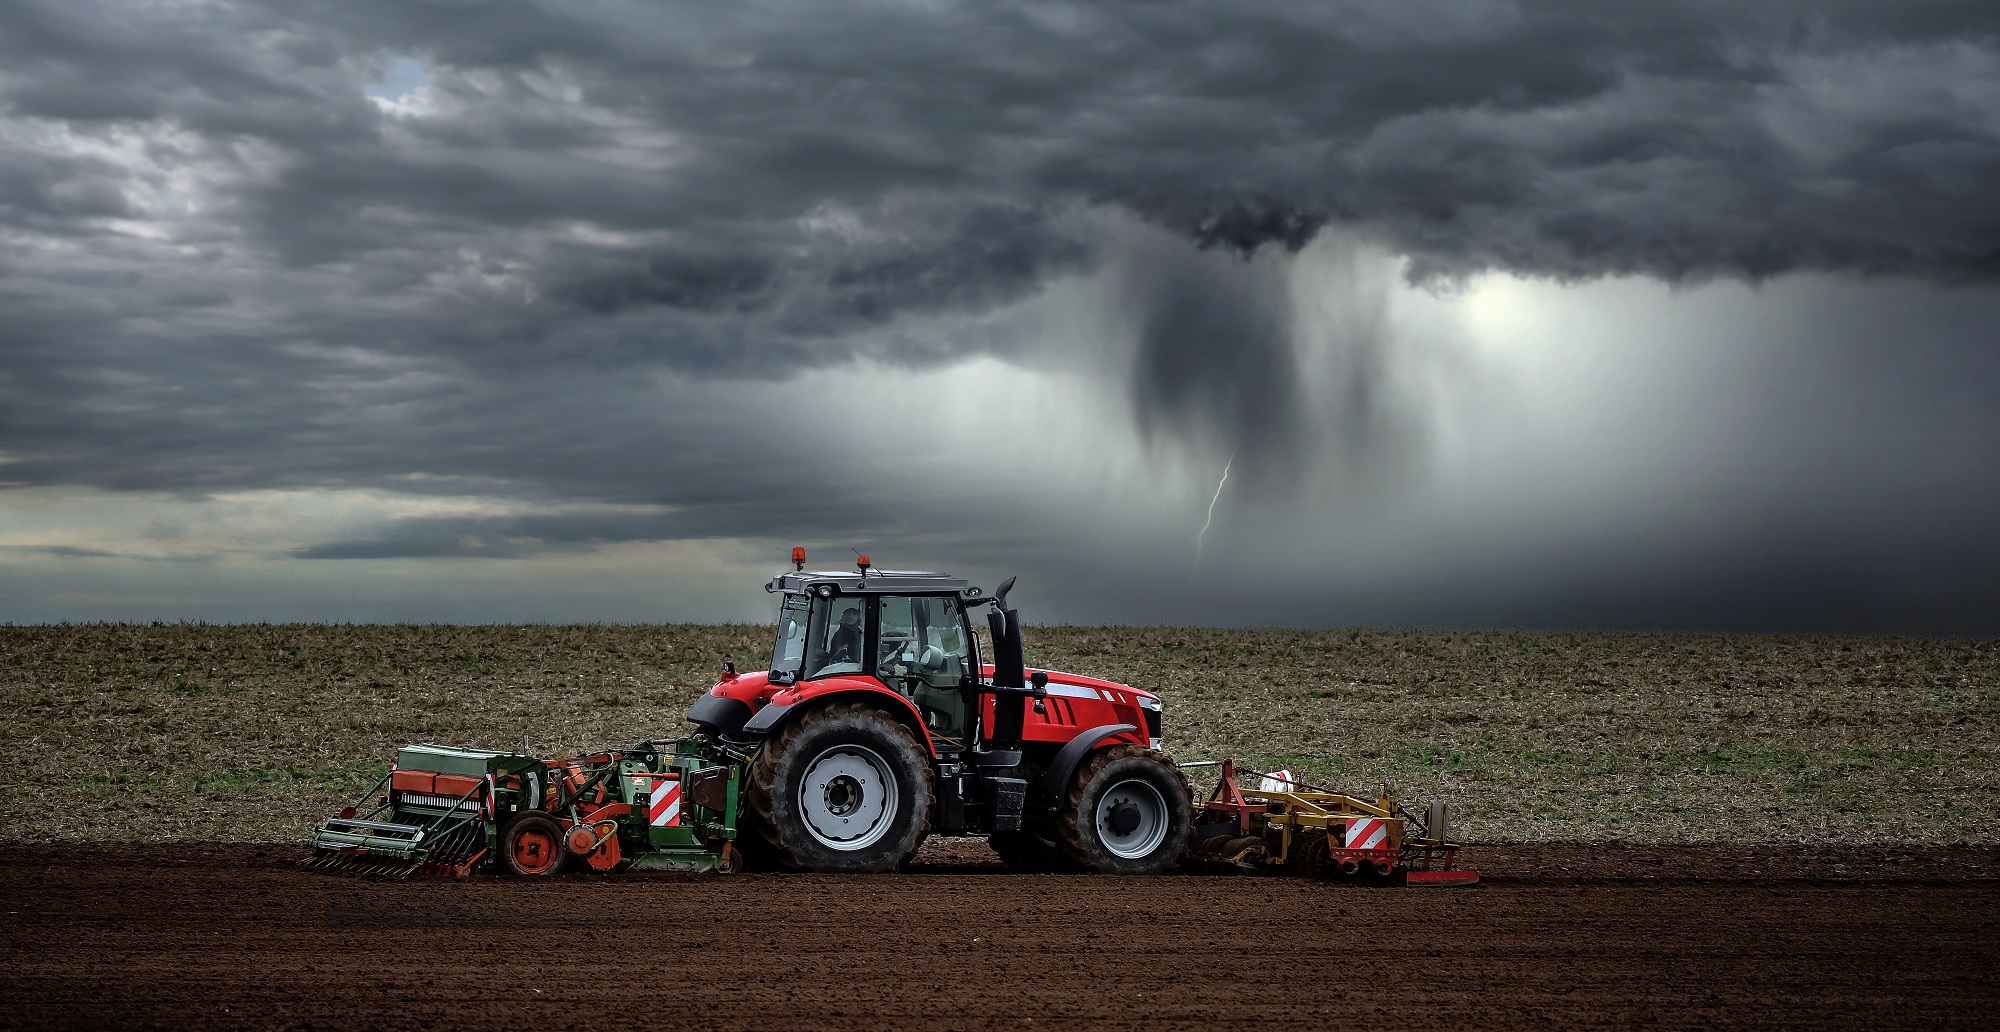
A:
[
  {"left": 499, "top": 813, "right": 565, "bottom": 877},
  {"left": 742, "top": 701, "right": 934, "bottom": 873},
  {"left": 1289, "top": 831, "right": 1333, "bottom": 879},
  {"left": 1058, "top": 745, "right": 1191, "bottom": 875}
]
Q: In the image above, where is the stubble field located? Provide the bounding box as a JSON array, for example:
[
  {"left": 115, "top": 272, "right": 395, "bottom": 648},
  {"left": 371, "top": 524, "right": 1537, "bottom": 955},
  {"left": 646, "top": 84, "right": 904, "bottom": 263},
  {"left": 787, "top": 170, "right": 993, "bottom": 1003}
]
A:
[{"left": 1, "top": 622, "right": 1994, "bottom": 845}]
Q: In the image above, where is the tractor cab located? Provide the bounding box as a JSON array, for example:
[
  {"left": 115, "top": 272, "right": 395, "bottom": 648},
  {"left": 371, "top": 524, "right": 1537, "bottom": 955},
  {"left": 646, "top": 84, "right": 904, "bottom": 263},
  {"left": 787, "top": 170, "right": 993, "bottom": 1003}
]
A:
[{"left": 763, "top": 566, "right": 983, "bottom": 749}]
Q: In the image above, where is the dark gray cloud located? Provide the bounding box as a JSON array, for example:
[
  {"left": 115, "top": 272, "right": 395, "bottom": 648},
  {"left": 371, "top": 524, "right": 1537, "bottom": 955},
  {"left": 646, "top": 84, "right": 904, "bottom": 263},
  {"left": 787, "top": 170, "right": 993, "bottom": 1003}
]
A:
[{"left": 1, "top": 0, "right": 1998, "bottom": 631}]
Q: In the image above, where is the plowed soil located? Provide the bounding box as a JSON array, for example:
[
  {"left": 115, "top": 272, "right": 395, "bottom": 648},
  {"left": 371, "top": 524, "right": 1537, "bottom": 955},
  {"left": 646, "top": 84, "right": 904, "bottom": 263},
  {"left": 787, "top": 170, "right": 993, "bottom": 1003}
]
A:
[{"left": 5, "top": 842, "right": 1996, "bottom": 1031}]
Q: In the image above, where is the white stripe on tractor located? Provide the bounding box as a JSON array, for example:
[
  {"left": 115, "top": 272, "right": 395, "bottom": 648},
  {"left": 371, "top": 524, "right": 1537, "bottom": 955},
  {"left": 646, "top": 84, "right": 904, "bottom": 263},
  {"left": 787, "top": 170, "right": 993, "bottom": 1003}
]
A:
[
  {"left": 649, "top": 778, "right": 681, "bottom": 827},
  {"left": 1345, "top": 817, "right": 1387, "bottom": 850},
  {"left": 1042, "top": 683, "right": 1101, "bottom": 700}
]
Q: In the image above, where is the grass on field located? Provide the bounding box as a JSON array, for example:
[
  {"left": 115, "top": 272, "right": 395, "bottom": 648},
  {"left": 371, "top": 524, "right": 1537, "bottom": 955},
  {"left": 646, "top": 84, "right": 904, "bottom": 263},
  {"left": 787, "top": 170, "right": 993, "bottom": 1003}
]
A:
[{"left": 1, "top": 624, "right": 1995, "bottom": 844}]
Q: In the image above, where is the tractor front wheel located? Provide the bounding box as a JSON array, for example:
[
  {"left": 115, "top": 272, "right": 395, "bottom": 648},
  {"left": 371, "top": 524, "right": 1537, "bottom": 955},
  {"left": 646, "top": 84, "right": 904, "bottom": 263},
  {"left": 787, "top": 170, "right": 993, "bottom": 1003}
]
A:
[
  {"left": 742, "top": 701, "right": 934, "bottom": 873},
  {"left": 1058, "top": 745, "right": 1191, "bottom": 875},
  {"left": 499, "top": 813, "right": 566, "bottom": 877}
]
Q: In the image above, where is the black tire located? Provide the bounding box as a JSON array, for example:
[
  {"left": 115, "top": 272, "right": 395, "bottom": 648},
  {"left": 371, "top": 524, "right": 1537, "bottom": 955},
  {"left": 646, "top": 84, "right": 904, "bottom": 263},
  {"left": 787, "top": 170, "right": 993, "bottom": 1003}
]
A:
[
  {"left": 988, "top": 825, "right": 1077, "bottom": 872},
  {"left": 1289, "top": 829, "right": 1332, "bottom": 880},
  {"left": 1057, "top": 745, "right": 1192, "bottom": 875},
  {"left": 498, "top": 813, "right": 566, "bottom": 877},
  {"left": 742, "top": 700, "right": 935, "bottom": 873}
]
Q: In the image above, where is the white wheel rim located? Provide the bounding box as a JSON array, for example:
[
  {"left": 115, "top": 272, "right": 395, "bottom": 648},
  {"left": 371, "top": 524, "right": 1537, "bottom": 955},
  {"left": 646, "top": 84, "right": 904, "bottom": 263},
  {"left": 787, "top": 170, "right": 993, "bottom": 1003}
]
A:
[
  {"left": 1096, "top": 778, "right": 1169, "bottom": 859},
  {"left": 800, "top": 744, "right": 900, "bottom": 851}
]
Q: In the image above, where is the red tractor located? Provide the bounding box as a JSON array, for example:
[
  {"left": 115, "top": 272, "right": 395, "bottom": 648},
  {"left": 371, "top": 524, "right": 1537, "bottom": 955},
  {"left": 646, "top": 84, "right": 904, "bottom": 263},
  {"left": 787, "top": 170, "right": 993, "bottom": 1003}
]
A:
[{"left": 685, "top": 552, "right": 1190, "bottom": 874}]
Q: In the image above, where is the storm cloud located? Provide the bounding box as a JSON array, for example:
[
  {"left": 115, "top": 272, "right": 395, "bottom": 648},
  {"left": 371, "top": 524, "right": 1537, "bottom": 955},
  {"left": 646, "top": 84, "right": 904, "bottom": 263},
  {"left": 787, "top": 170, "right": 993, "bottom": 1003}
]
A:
[{"left": 2, "top": 1, "right": 1997, "bottom": 630}]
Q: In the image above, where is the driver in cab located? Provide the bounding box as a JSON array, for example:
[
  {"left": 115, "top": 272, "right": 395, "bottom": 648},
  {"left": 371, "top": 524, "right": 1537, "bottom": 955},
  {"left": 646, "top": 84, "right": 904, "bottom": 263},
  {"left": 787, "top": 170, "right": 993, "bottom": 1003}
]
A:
[{"left": 827, "top": 604, "right": 863, "bottom": 665}]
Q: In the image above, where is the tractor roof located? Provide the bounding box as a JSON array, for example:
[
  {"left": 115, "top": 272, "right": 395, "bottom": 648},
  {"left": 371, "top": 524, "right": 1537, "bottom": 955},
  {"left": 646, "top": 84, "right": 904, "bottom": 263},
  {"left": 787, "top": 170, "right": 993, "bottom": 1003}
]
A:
[{"left": 765, "top": 569, "right": 980, "bottom": 598}]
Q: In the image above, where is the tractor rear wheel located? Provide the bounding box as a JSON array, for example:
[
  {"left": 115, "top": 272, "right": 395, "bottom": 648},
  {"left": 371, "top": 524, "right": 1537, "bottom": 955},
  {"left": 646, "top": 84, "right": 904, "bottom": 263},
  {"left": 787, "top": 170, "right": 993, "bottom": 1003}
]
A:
[
  {"left": 499, "top": 813, "right": 566, "bottom": 877},
  {"left": 1057, "top": 745, "right": 1191, "bottom": 875},
  {"left": 742, "top": 701, "right": 934, "bottom": 873}
]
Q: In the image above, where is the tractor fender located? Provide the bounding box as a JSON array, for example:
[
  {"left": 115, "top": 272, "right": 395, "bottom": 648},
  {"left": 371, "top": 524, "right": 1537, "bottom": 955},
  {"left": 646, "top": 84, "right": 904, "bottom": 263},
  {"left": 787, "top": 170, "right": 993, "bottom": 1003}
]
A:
[
  {"left": 743, "top": 701, "right": 795, "bottom": 734},
  {"left": 688, "top": 692, "right": 756, "bottom": 735},
  {"left": 1034, "top": 723, "right": 1140, "bottom": 808},
  {"left": 742, "top": 688, "right": 938, "bottom": 756}
]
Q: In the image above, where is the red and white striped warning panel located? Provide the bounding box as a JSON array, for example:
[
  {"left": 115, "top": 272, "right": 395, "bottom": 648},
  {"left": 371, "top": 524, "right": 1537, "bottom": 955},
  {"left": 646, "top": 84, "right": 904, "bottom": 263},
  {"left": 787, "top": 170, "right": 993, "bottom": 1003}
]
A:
[
  {"left": 648, "top": 777, "right": 682, "bottom": 828},
  {"left": 1345, "top": 817, "right": 1387, "bottom": 849}
]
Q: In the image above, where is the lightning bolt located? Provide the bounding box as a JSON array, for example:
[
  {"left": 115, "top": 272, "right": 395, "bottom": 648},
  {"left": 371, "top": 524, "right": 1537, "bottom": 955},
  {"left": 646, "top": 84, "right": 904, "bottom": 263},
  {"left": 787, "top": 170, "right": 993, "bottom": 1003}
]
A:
[{"left": 1194, "top": 450, "right": 1235, "bottom": 567}]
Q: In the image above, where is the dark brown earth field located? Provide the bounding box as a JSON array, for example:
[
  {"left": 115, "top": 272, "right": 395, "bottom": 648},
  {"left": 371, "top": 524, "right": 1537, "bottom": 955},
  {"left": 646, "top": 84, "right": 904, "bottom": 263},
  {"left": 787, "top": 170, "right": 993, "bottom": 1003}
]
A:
[{"left": 5, "top": 840, "right": 1997, "bottom": 1032}]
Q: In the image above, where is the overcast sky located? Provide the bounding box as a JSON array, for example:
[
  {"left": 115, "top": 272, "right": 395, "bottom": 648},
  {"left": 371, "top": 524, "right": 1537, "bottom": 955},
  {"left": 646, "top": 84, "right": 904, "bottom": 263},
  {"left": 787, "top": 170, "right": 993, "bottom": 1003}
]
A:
[{"left": 2, "top": 1, "right": 1997, "bottom": 633}]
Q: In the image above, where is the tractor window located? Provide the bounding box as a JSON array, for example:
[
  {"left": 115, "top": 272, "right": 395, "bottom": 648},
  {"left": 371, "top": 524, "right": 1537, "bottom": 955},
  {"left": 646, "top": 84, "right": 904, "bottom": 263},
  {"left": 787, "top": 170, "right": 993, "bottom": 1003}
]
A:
[
  {"left": 875, "top": 595, "right": 971, "bottom": 745},
  {"left": 915, "top": 596, "right": 969, "bottom": 689},
  {"left": 876, "top": 596, "right": 918, "bottom": 672},
  {"left": 804, "top": 597, "right": 867, "bottom": 680},
  {"left": 769, "top": 594, "right": 812, "bottom": 683}
]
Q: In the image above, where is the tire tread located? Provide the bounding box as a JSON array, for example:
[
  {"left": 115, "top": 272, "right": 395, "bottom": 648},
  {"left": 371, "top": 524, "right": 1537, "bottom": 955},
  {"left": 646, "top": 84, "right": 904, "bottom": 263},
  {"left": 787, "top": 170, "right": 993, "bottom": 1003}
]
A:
[
  {"left": 1056, "top": 744, "right": 1192, "bottom": 874},
  {"left": 741, "top": 700, "right": 935, "bottom": 872}
]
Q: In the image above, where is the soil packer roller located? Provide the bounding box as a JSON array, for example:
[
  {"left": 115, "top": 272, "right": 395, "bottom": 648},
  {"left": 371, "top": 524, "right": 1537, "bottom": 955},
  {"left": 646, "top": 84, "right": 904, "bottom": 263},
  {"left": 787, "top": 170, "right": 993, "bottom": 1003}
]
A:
[{"left": 307, "top": 551, "right": 1473, "bottom": 884}]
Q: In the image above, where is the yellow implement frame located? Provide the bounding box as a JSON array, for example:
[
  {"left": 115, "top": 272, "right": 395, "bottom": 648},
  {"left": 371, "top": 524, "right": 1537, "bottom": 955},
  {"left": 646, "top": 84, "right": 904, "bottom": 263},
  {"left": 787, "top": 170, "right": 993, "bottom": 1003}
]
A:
[
  {"left": 1239, "top": 784, "right": 1404, "bottom": 868},
  {"left": 1193, "top": 760, "right": 1454, "bottom": 871}
]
